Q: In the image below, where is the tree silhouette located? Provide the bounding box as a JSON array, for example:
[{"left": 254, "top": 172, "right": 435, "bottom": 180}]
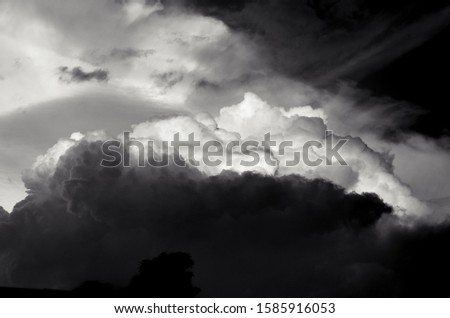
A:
[
  {"left": 72, "top": 280, "right": 115, "bottom": 297},
  {"left": 126, "top": 252, "right": 200, "bottom": 297}
]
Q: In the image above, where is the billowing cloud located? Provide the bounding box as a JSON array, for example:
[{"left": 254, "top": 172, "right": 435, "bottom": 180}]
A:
[
  {"left": 1, "top": 129, "right": 450, "bottom": 297},
  {"left": 0, "top": 90, "right": 442, "bottom": 295},
  {"left": 0, "top": 135, "right": 392, "bottom": 295},
  {"left": 119, "top": 93, "right": 426, "bottom": 216}
]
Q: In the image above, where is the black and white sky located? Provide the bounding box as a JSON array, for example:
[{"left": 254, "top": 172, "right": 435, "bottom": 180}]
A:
[{"left": 0, "top": 0, "right": 449, "bottom": 296}]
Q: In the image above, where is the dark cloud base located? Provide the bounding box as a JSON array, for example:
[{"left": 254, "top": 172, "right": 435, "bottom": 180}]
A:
[{"left": 1, "top": 140, "right": 450, "bottom": 297}]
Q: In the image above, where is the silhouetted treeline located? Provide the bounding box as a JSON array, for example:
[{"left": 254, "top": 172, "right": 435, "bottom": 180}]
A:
[{"left": 0, "top": 252, "right": 200, "bottom": 298}]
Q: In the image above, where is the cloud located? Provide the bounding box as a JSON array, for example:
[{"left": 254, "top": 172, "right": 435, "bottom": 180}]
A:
[
  {"left": 1, "top": 135, "right": 395, "bottom": 295},
  {"left": 0, "top": 91, "right": 183, "bottom": 211},
  {"left": 58, "top": 66, "right": 110, "bottom": 83},
  {"left": 1, "top": 0, "right": 450, "bottom": 297},
  {"left": 85, "top": 48, "right": 155, "bottom": 65},
  {"left": 2, "top": 90, "right": 430, "bottom": 217},
  {"left": 180, "top": 0, "right": 450, "bottom": 85},
  {"left": 0, "top": 0, "right": 263, "bottom": 110},
  {"left": 120, "top": 0, "right": 164, "bottom": 24},
  {"left": 123, "top": 92, "right": 427, "bottom": 215},
  {"left": 1, "top": 0, "right": 447, "bottom": 216},
  {"left": 1, "top": 89, "right": 443, "bottom": 296},
  {"left": 0, "top": 207, "right": 8, "bottom": 221},
  {"left": 2, "top": 132, "right": 450, "bottom": 297}
]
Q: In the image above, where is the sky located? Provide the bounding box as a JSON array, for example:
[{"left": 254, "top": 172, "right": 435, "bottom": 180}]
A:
[{"left": 0, "top": 0, "right": 450, "bottom": 296}]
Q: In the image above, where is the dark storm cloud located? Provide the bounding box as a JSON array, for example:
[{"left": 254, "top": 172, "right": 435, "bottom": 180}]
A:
[
  {"left": 172, "top": 0, "right": 449, "bottom": 86},
  {"left": 0, "top": 139, "right": 449, "bottom": 297},
  {"left": 0, "top": 139, "right": 394, "bottom": 296},
  {"left": 58, "top": 66, "right": 110, "bottom": 83},
  {"left": 0, "top": 207, "right": 8, "bottom": 221}
]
